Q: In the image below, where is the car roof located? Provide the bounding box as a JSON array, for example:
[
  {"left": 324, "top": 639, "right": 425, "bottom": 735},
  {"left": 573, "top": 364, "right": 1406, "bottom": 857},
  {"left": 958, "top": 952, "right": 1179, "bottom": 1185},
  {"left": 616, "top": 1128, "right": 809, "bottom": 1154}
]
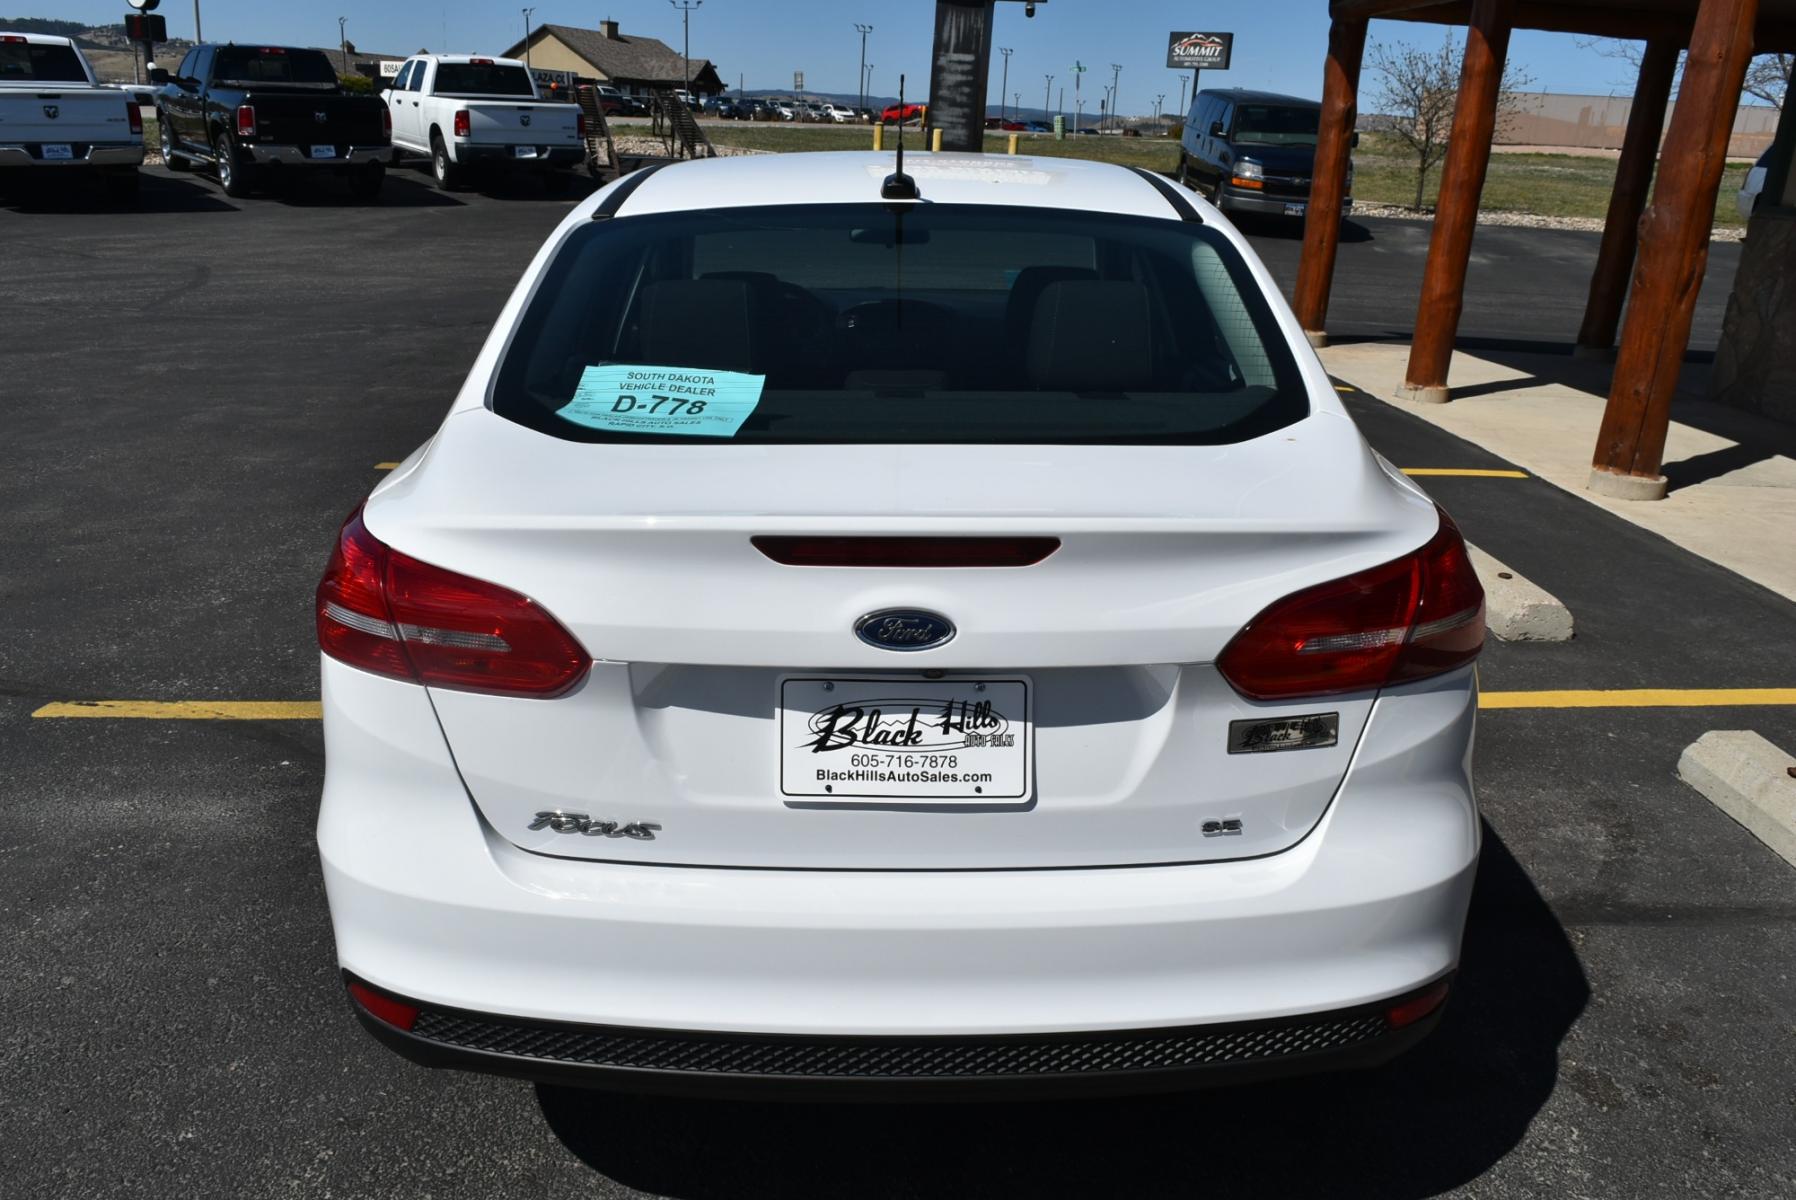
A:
[
  {"left": 1198, "top": 88, "right": 1320, "bottom": 108},
  {"left": 417, "top": 53, "right": 528, "bottom": 66},
  {"left": 601, "top": 151, "right": 1184, "bottom": 222}
]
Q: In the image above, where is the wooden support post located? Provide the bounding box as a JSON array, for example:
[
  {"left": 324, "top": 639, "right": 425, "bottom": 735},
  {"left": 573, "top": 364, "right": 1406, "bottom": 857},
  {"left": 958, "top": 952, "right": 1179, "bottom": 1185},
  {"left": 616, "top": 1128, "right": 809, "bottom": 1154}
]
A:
[
  {"left": 1575, "top": 39, "right": 1680, "bottom": 359},
  {"left": 1294, "top": 16, "right": 1368, "bottom": 348},
  {"left": 1591, "top": 0, "right": 1761, "bottom": 500},
  {"left": 1400, "top": 0, "right": 1515, "bottom": 403}
]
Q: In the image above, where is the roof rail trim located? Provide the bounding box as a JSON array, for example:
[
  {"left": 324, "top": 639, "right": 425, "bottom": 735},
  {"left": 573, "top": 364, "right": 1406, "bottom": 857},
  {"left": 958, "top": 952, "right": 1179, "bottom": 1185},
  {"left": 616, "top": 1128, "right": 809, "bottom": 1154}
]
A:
[
  {"left": 592, "top": 161, "right": 671, "bottom": 221},
  {"left": 1128, "top": 166, "right": 1205, "bottom": 223}
]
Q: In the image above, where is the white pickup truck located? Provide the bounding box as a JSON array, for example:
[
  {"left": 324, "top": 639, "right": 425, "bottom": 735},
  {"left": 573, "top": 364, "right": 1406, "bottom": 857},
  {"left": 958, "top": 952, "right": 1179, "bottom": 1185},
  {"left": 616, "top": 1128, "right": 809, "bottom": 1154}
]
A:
[
  {"left": 0, "top": 32, "right": 143, "bottom": 201},
  {"left": 383, "top": 54, "right": 583, "bottom": 190}
]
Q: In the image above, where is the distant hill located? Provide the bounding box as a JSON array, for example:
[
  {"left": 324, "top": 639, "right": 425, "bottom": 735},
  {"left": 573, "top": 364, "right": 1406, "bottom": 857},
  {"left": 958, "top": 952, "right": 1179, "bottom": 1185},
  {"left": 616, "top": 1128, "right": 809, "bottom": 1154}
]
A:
[{"left": 0, "top": 16, "right": 91, "bottom": 42}]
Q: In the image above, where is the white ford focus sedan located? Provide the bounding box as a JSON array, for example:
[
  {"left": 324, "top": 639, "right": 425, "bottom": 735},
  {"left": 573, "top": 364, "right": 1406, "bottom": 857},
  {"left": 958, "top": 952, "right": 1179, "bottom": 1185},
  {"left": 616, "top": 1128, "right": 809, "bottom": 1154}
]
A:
[{"left": 317, "top": 150, "right": 1484, "bottom": 1098}]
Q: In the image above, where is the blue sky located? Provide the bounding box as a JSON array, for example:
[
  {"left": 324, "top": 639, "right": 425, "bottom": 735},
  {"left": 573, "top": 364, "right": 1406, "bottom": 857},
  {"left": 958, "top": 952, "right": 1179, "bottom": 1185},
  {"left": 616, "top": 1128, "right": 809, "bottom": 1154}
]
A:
[{"left": 49, "top": 1, "right": 1656, "bottom": 111}]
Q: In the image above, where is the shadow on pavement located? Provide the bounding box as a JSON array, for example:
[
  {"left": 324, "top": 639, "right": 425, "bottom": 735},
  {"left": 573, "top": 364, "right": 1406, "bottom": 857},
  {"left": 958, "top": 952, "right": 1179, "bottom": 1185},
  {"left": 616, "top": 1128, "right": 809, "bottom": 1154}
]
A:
[
  {"left": 537, "top": 825, "right": 1586, "bottom": 1199},
  {"left": 265, "top": 170, "right": 467, "bottom": 209},
  {"left": 0, "top": 169, "right": 237, "bottom": 214}
]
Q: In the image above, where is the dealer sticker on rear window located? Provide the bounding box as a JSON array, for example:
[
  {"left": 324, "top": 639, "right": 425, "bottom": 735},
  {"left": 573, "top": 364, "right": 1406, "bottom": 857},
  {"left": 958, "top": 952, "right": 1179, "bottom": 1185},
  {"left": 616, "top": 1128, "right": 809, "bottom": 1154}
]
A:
[{"left": 557, "top": 364, "right": 765, "bottom": 438}]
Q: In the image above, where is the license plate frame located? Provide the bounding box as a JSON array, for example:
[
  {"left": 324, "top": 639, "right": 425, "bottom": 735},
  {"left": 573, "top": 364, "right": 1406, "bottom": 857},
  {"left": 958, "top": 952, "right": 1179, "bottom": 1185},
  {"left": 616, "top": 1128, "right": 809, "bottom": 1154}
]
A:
[
  {"left": 309, "top": 144, "right": 337, "bottom": 159},
  {"left": 1284, "top": 202, "right": 1307, "bottom": 217},
  {"left": 778, "top": 676, "right": 1032, "bottom": 803},
  {"left": 42, "top": 143, "right": 74, "bottom": 160},
  {"left": 514, "top": 144, "right": 539, "bottom": 159}
]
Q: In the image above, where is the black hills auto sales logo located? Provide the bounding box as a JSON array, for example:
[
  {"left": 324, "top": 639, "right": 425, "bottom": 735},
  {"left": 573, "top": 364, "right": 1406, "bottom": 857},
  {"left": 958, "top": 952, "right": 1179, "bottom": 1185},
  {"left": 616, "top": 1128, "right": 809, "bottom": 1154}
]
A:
[
  {"left": 1166, "top": 31, "right": 1233, "bottom": 71},
  {"left": 803, "top": 697, "right": 1013, "bottom": 753}
]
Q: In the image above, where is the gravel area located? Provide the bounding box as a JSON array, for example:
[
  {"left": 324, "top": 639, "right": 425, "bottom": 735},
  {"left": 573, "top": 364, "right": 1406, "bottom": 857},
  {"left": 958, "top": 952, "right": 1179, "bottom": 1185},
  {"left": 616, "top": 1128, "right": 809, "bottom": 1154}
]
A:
[{"left": 1351, "top": 201, "right": 1747, "bottom": 243}]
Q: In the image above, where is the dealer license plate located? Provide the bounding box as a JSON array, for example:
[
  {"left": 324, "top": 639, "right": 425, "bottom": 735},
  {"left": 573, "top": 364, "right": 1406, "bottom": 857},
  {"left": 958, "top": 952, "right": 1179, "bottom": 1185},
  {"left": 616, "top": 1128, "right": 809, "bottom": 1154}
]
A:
[
  {"left": 43, "top": 143, "right": 73, "bottom": 160},
  {"left": 514, "top": 145, "right": 538, "bottom": 159},
  {"left": 310, "top": 144, "right": 337, "bottom": 158},
  {"left": 779, "top": 677, "right": 1031, "bottom": 802},
  {"left": 1284, "top": 202, "right": 1307, "bottom": 217}
]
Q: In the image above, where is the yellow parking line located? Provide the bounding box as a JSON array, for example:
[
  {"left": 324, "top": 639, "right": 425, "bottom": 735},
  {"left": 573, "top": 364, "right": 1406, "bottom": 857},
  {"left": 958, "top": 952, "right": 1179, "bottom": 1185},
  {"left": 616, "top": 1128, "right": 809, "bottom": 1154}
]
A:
[
  {"left": 375, "top": 462, "right": 400, "bottom": 470},
  {"left": 32, "top": 700, "right": 323, "bottom": 720},
  {"left": 1402, "top": 468, "right": 1530, "bottom": 479},
  {"left": 1335, "top": 385, "right": 1355, "bottom": 392},
  {"left": 1481, "top": 688, "right": 1796, "bottom": 710}
]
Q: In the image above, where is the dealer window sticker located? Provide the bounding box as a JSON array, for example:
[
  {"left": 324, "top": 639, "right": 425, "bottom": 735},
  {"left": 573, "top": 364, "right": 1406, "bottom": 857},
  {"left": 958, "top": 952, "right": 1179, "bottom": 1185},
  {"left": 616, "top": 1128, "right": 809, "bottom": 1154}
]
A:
[{"left": 557, "top": 364, "right": 766, "bottom": 438}]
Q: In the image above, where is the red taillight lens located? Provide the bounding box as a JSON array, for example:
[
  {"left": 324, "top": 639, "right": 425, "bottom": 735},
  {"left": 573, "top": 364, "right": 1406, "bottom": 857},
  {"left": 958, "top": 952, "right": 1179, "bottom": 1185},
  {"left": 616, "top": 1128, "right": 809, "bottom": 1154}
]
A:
[
  {"left": 235, "top": 104, "right": 256, "bottom": 137},
  {"left": 452, "top": 109, "right": 470, "bottom": 138},
  {"left": 382, "top": 106, "right": 392, "bottom": 137},
  {"left": 347, "top": 979, "right": 420, "bottom": 1031},
  {"left": 576, "top": 111, "right": 586, "bottom": 138},
  {"left": 315, "top": 507, "right": 591, "bottom": 698},
  {"left": 126, "top": 100, "right": 142, "bottom": 135},
  {"left": 1216, "top": 511, "right": 1484, "bottom": 701},
  {"left": 752, "top": 536, "right": 1060, "bottom": 568}
]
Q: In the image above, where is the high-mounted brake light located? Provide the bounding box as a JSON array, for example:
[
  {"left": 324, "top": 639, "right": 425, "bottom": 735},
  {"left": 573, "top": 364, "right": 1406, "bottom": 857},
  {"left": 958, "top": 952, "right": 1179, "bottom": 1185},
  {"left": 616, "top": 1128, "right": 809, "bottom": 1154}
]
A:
[
  {"left": 470, "top": 57, "right": 494, "bottom": 65},
  {"left": 258, "top": 47, "right": 286, "bottom": 55},
  {"left": 126, "top": 99, "right": 143, "bottom": 135},
  {"left": 0, "top": 35, "right": 27, "bottom": 43},
  {"left": 316, "top": 506, "right": 591, "bottom": 697},
  {"left": 753, "top": 536, "right": 1060, "bottom": 568},
  {"left": 1216, "top": 509, "right": 1484, "bottom": 701},
  {"left": 452, "top": 109, "right": 470, "bottom": 138},
  {"left": 235, "top": 104, "right": 256, "bottom": 137}
]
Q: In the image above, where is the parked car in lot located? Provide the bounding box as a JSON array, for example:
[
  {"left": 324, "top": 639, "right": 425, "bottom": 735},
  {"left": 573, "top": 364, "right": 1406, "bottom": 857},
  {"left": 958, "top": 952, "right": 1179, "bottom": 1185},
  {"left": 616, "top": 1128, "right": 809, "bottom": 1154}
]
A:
[
  {"left": 821, "top": 102, "right": 856, "bottom": 123},
  {"left": 0, "top": 31, "right": 143, "bottom": 201},
  {"left": 1178, "top": 88, "right": 1350, "bottom": 221},
  {"left": 1737, "top": 146, "right": 1771, "bottom": 221},
  {"left": 383, "top": 54, "right": 582, "bottom": 191},
  {"left": 153, "top": 44, "right": 387, "bottom": 199},
  {"left": 591, "top": 84, "right": 626, "bottom": 117},
  {"left": 709, "top": 97, "right": 741, "bottom": 120},
  {"left": 319, "top": 150, "right": 1485, "bottom": 1098},
  {"left": 881, "top": 101, "right": 926, "bottom": 124}
]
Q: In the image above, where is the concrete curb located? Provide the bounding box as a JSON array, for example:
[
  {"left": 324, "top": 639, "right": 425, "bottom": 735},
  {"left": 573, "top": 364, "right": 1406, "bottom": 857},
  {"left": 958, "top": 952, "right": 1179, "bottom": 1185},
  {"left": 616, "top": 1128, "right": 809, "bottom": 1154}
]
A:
[
  {"left": 1466, "top": 544, "right": 1574, "bottom": 642},
  {"left": 1678, "top": 731, "right": 1796, "bottom": 870}
]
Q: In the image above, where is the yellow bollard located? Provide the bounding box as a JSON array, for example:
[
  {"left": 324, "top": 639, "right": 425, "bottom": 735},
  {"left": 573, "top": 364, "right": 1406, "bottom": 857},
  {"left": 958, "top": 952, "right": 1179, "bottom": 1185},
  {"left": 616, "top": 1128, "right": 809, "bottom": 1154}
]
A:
[
  {"left": 931, "top": 127, "right": 943, "bottom": 152},
  {"left": 873, "top": 124, "right": 884, "bottom": 151},
  {"left": 1008, "top": 132, "right": 1019, "bottom": 156}
]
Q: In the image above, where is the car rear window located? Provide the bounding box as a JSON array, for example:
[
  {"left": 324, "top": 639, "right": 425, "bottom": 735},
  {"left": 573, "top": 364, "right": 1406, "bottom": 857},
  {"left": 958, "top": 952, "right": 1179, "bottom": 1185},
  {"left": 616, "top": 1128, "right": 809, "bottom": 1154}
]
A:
[
  {"left": 214, "top": 47, "right": 338, "bottom": 86},
  {"left": 433, "top": 63, "right": 535, "bottom": 97},
  {"left": 492, "top": 203, "right": 1309, "bottom": 446},
  {"left": 0, "top": 40, "right": 88, "bottom": 83}
]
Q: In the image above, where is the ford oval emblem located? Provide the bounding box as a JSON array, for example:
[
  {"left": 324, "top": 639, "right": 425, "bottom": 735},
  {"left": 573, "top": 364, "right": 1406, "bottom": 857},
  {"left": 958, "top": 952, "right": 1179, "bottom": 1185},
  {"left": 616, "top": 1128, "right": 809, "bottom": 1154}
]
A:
[{"left": 855, "top": 609, "right": 955, "bottom": 652}]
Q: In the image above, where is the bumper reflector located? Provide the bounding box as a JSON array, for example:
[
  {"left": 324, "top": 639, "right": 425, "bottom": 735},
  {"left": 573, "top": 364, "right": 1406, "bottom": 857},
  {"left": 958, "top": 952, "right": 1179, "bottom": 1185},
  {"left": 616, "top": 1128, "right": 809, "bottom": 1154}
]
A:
[
  {"left": 1384, "top": 979, "right": 1450, "bottom": 1029},
  {"left": 348, "top": 979, "right": 421, "bottom": 1032}
]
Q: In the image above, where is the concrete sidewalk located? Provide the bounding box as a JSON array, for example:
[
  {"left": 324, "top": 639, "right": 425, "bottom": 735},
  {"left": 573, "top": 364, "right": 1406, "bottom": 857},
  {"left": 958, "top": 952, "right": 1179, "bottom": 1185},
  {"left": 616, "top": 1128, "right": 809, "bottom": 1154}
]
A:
[{"left": 1321, "top": 342, "right": 1796, "bottom": 602}]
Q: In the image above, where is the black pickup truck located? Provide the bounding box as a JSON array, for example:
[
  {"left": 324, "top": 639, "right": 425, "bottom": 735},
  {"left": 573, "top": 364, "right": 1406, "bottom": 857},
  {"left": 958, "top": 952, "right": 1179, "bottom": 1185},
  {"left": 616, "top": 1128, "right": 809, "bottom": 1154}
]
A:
[{"left": 152, "top": 44, "right": 389, "bottom": 199}]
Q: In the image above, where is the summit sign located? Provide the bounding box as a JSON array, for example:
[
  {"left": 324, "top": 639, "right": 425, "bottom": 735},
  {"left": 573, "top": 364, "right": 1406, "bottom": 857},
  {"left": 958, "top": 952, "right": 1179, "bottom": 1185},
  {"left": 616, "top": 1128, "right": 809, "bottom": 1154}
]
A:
[{"left": 1166, "top": 31, "right": 1233, "bottom": 71}]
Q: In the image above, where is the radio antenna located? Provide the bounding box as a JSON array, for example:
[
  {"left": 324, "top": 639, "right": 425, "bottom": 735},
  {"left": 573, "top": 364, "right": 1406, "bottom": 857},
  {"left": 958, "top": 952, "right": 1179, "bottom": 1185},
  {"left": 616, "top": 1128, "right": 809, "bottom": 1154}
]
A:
[{"left": 881, "top": 73, "right": 920, "bottom": 201}]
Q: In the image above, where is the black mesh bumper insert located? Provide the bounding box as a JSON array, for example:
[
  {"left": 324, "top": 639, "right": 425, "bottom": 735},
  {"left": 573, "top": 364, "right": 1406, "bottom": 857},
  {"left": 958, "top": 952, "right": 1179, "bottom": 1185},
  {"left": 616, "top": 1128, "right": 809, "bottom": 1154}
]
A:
[{"left": 408, "top": 1008, "right": 1391, "bottom": 1079}]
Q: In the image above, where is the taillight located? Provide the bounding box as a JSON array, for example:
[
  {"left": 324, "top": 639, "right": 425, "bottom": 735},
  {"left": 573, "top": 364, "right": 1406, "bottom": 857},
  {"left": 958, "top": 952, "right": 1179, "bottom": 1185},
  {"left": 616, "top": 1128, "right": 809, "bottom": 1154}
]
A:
[
  {"left": 576, "top": 111, "right": 586, "bottom": 138},
  {"left": 235, "top": 104, "right": 256, "bottom": 137},
  {"left": 1216, "top": 510, "right": 1484, "bottom": 701},
  {"left": 452, "top": 109, "right": 470, "bottom": 138},
  {"left": 315, "top": 507, "right": 591, "bottom": 698},
  {"left": 126, "top": 100, "right": 143, "bottom": 135},
  {"left": 346, "top": 978, "right": 420, "bottom": 1031},
  {"left": 382, "top": 105, "right": 392, "bottom": 137}
]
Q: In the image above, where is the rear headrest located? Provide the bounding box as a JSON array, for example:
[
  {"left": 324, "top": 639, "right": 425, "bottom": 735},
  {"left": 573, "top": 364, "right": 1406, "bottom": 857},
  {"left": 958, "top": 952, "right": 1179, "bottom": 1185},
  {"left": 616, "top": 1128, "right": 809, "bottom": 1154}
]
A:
[
  {"left": 1026, "top": 280, "right": 1154, "bottom": 392},
  {"left": 639, "top": 279, "right": 755, "bottom": 373},
  {"left": 1005, "top": 266, "right": 1098, "bottom": 346}
]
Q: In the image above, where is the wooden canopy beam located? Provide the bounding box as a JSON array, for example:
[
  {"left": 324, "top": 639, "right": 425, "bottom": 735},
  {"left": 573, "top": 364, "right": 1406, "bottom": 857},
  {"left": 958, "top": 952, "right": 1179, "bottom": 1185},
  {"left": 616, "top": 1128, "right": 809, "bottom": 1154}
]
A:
[
  {"left": 1590, "top": 0, "right": 1762, "bottom": 500},
  {"left": 1401, "top": 0, "right": 1515, "bottom": 403},
  {"left": 1294, "top": 16, "right": 1369, "bottom": 346},
  {"left": 1575, "top": 39, "right": 1682, "bottom": 357}
]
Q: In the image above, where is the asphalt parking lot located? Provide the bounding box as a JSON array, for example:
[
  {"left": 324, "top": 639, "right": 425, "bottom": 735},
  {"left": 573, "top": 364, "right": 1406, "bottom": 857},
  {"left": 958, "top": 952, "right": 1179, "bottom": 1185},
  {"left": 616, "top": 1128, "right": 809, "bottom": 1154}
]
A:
[{"left": 4, "top": 165, "right": 1794, "bottom": 1199}]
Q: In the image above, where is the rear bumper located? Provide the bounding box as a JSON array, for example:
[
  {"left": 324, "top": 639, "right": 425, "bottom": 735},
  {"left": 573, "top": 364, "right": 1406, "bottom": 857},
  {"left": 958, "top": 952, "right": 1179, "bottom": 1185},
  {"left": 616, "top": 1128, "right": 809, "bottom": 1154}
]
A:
[
  {"left": 319, "top": 653, "right": 1478, "bottom": 1071},
  {"left": 450, "top": 143, "right": 582, "bottom": 168},
  {"left": 0, "top": 142, "right": 143, "bottom": 167},
  {"left": 242, "top": 144, "right": 387, "bottom": 167},
  {"left": 346, "top": 971, "right": 1449, "bottom": 1099}
]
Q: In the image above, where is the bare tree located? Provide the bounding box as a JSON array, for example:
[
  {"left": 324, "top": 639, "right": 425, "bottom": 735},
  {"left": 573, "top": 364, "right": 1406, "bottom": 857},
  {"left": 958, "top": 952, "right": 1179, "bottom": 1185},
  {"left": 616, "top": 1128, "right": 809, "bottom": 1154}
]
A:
[
  {"left": 1368, "top": 35, "right": 1534, "bottom": 210},
  {"left": 1742, "top": 53, "right": 1791, "bottom": 109}
]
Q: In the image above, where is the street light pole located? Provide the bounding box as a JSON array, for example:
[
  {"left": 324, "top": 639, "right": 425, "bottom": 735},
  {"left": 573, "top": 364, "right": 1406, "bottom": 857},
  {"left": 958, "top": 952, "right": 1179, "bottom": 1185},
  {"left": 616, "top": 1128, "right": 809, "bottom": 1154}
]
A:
[
  {"left": 338, "top": 16, "right": 348, "bottom": 77},
  {"left": 1109, "top": 62, "right": 1122, "bottom": 131},
  {"left": 669, "top": 0, "right": 702, "bottom": 96},
  {"left": 1043, "top": 74, "right": 1052, "bottom": 124},
  {"left": 855, "top": 23, "right": 872, "bottom": 117},
  {"left": 193, "top": 0, "right": 202, "bottom": 42},
  {"left": 998, "top": 46, "right": 1012, "bottom": 122},
  {"left": 1176, "top": 73, "right": 1188, "bottom": 122},
  {"left": 521, "top": 8, "right": 535, "bottom": 69}
]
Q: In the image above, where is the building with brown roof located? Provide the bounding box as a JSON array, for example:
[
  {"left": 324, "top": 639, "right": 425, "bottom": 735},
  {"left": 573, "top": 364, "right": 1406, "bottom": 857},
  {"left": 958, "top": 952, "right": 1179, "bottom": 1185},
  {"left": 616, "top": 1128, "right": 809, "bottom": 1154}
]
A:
[{"left": 502, "top": 20, "right": 725, "bottom": 99}]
